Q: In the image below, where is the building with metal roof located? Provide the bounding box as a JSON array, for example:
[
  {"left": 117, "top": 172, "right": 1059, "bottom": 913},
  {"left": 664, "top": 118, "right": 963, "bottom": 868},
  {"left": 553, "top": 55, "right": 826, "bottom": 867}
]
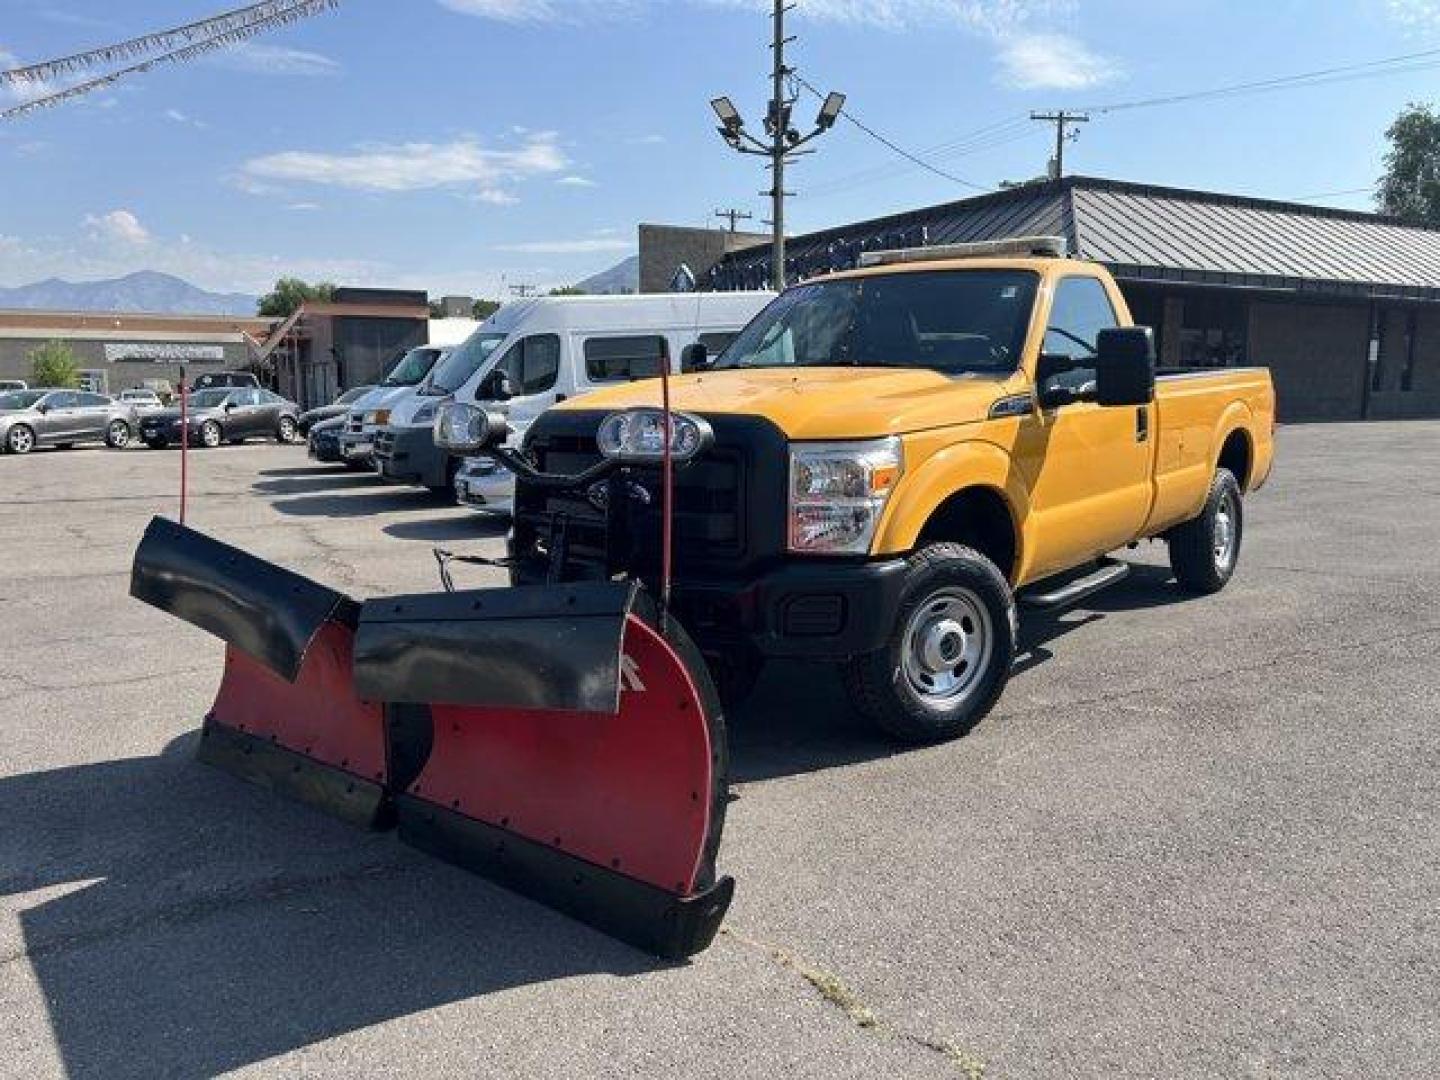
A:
[{"left": 695, "top": 176, "right": 1440, "bottom": 422}]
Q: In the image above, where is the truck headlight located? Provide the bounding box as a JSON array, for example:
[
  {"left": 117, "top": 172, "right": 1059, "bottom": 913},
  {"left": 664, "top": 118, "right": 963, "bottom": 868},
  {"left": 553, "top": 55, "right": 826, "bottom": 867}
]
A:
[
  {"left": 788, "top": 438, "right": 903, "bottom": 555},
  {"left": 434, "top": 401, "right": 510, "bottom": 453},
  {"left": 597, "top": 408, "right": 713, "bottom": 464}
]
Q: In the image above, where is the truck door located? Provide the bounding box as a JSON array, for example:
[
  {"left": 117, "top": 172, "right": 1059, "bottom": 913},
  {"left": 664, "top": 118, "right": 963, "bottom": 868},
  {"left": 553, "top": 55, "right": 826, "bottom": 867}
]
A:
[{"left": 1016, "top": 275, "right": 1155, "bottom": 578}]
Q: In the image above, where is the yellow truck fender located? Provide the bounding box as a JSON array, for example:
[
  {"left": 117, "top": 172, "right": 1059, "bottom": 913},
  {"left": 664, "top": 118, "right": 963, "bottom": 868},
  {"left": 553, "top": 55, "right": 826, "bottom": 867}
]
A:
[
  {"left": 1210, "top": 400, "right": 1256, "bottom": 489},
  {"left": 873, "top": 438, "right": 1031, "bottom": 573}
]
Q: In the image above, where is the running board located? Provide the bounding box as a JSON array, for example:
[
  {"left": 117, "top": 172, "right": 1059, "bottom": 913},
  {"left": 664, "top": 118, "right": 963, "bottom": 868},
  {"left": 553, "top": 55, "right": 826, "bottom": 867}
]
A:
[{"left": 1019, "top": 560, "right": 1130, "bottom": 610}]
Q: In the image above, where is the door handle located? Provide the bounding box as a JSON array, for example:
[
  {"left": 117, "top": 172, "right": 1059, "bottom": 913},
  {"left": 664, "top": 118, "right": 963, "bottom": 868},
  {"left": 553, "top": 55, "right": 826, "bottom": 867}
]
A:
[
  {"left": 1136, "top": 407, "right": 1149, "bottom": 443},
  {"left": 555, "top": 394, "right": 567, "bottom": 403}
]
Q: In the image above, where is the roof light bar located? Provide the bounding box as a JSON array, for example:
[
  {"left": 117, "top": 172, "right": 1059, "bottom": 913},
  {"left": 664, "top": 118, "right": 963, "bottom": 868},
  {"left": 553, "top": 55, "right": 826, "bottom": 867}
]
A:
[{"left": 858, "top": 235, "right": 1069, "bottom": 268}]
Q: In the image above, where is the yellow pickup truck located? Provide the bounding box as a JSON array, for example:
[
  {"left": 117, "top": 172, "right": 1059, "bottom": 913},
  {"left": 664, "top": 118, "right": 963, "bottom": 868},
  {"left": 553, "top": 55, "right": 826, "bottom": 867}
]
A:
[{"left": 506, "top": 238, "right": 1276, "bottom": 742}]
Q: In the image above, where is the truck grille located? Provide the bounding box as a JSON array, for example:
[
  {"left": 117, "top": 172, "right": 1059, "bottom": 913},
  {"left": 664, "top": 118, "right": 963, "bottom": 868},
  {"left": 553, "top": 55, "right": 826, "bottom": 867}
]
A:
[
  {"left": 514, "top": 411, "right": 788, "bottom": 580},
  {"left": 347, "top": 412, "right": 364, "bottom": 436},
  {"left": 373, "top": 430, "right": 396, "bottom": 460}
]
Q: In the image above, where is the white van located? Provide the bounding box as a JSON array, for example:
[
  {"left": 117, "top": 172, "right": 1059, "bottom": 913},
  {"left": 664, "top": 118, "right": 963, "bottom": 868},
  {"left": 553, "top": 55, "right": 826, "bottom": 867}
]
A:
[
  {"left": 375, "top": 292, "right": 774, "bottom": 507},
  {"left": 336, "top": 344, "right": 449, "bottom": 466}
]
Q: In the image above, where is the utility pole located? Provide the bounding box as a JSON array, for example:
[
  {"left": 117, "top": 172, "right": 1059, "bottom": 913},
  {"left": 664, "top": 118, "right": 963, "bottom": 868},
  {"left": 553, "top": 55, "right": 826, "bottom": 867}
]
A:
[
  {"left": 709, "top": 1, "right": 845, "bottom": 289},
  {"left": 1030, "top": 110, "right": 1090, "bottom": 181},
  {"left": 715, "top": 207, "right": 754, "bottom": 233}
]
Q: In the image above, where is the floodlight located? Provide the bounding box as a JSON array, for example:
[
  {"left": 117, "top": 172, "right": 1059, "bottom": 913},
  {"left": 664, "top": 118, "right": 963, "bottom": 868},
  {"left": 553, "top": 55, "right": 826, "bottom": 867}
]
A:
[
  {"left": 710, "top": 96, "right": 743, "bottom": 131},
  {"left": 816, "top": 91, "right": 846, "bottom": 131}
]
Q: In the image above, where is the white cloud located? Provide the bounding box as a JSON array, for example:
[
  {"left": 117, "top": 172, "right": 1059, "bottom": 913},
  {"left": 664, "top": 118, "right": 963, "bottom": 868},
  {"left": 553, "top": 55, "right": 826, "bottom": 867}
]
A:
[
  {"left": 625, "top": 133, "right": 666, "bottom": 145},
  {"left": 495, "top": 238, "right": 634, "bottom": 254},
  {"left": 557, "top": 174, "right": 597, "bottom": 187},
  {"left": 436, "top": 0, "right": 641, "bottom": 21},
  {"left": 475, "top": 188, "right": 520, "bottom": 204},
  {"left": 83, "top": 209, "right": 150, "bottom": 246},
  {"left": 1384, "top": 0, "right": 1440, "bottom": 26},
  {"left": 244, "top": 132, "right": 566, "bottom": 193},
  {"left": 286, "top": 202, "right": 321, "bottom": 211},
  {"left": 995, "top": 32, "right": 1120, "bottom": 90},
  {"left": 214, "top": 43, "right": 341, "bottom": 76},
  {"left": 164, "top": 107, "right": 208, "bottom": 128}
]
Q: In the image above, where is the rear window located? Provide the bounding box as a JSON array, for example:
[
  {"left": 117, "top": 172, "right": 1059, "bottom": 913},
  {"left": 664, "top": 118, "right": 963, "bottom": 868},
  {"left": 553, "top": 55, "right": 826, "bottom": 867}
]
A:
[{"left": 584, "top": 335, "right": 669, "bottom": 382}]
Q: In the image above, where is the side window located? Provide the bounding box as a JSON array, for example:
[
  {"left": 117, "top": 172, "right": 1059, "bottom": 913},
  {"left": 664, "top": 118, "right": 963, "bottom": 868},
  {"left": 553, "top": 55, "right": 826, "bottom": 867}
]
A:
[
  {"left": 260, "top": 390, "right": 283, "bottom": 405},
  {"left": 79, "top": 393, "right": 110, "bottom": 408},
  {"left": 1043, "top": 276, "right": 1119, "bottom": 391},
  {"left": 584, "top": 335, "right": 669, "bottom": 382},
  {"left": 519, "top": 334, "right": 560, "bottom": 394},
  {"left": 698, "top": 331, "right": 739, "bottom": 357},
  {"left": 47, "top": 392, "right": 78, "bottom": 409}
]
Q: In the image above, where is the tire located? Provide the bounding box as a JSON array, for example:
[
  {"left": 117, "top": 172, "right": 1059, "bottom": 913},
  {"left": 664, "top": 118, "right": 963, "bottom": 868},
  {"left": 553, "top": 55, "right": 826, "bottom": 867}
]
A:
[
  {"left": 277, "top": 415, "right": 298, "bottom": 444},
  {"left": 5, "top": 424, "right": 35, "bottom": 455},
  {"left": 105, "top": 420, "right": 132, "bottom": 449},
  {"left": 707, "top": 645, "right": 764, "bottom": 709},
  {"left": 842, "top": 543, "right": 1016, "bottom": 744},
  {"left": 199, "top": 420, "right": 223, "bottom": 449},
  {"left": 1168, "top": 468, "right": 1242, "bottom": 595}
]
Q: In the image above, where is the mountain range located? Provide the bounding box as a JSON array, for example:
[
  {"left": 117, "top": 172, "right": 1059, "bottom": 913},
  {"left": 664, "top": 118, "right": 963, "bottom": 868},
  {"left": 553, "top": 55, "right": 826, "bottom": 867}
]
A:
[
  {"left": 0, "top": 271, "right": 258, "bottom": 316},
  {"left": 576, "top": 255, "right": 639, "bottom": 295}
]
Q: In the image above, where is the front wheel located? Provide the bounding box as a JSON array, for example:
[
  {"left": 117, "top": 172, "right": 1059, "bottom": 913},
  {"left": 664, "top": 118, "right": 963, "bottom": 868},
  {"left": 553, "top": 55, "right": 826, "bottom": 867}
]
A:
[
  {"left": 842, "top": 543, "right": 1016, "bottom": 744},
  {"left": 5, "top": 424, "right": 35, "bottom": 454},
  {"left": 1168, "top": 468, "right": 1242, "bottom": 594},
  {"left": 106, "top": 420, "right": 131, "bottom": 449},
  {"left": 277, "top": 415, "right": 298, "bottom": 443}
]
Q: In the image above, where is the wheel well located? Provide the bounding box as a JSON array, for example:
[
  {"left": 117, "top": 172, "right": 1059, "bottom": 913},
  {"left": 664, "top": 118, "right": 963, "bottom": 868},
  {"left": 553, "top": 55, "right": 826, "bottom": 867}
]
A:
[
  {"left": 916, "top": 486, "right": 1018, "bottom": 582},
  {"left": 1218, "top": 429, "right": 1252, "bottom": 490}
]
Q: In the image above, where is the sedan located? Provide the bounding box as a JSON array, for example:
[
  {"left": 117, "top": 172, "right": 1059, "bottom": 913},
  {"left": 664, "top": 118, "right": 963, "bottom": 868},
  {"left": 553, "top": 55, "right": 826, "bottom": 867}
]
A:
[
  {"left": 139, "top": 387, "right": 300, "bottom": 449},
  {"left": 298, "top": 385, "right": 375, "bottom": 436},
  {"left": 0, "top": 389, "right": 136, "bottom": 454},
  {"left": 306, "top": 415, "right": 347, "bottom": 463}
]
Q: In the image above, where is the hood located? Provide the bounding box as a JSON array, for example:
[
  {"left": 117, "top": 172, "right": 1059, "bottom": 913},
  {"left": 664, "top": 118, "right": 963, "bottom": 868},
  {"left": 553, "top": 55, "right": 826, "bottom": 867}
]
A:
[
  {"left": 300, "top": 403, "right": 344, "bottom": 422},
  {"left": 554, "top": 366, "right": 1013, "bottom": 440},
  {"left": 388, "top": 392, "right": 449, "bottom": 427},
  {"left": 350, "top": 385, "right": 416, "bottom": 417}
]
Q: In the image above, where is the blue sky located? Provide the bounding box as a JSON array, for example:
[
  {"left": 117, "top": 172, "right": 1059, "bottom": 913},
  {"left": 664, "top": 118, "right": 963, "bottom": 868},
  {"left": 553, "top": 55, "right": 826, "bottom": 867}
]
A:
[{"left": 3, "top": 0, "right": 1440, "bottom": 299}]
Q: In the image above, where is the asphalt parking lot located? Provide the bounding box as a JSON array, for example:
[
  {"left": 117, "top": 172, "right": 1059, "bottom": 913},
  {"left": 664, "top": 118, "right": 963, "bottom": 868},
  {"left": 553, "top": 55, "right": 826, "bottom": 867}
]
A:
[{"left": 1, "top": 423, "right": 1437, "bottom": 1079}]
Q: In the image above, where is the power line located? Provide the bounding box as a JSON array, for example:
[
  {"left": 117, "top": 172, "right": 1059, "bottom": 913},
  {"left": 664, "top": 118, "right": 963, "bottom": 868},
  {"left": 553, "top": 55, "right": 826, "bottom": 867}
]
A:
[
  {"left": 1078, "top": 45, "right": 1440, "bottom": 115},
  {"left": 715, "top": 207, "right": 755, "bottom": 232},
  {"left": 1292, "top": 186, "right": 1374, "bottom": 203},
  {"left": 1, "top": 0, "right": 339, "bottom": 120},
  {"left": 801, "top": 120, "right": 1036, "bottom": 199},
  {"left": 791, "top": 71, "right": 989, "bottom": 192}
]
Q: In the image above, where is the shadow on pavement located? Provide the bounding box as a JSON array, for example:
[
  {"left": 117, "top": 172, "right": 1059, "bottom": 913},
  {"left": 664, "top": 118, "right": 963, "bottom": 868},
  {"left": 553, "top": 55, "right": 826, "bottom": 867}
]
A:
[
  {"left": 2, "top": 734, "right": 658, "bottom": 1080},
  {"left": 382, "top": 516, "right": 510, "bottom": 543},
  {"left": 251, "top": 474, "right": 384, "bottom": 496},
  {"left": 268, "top": 489, "right": 456, "bottom": 518}
]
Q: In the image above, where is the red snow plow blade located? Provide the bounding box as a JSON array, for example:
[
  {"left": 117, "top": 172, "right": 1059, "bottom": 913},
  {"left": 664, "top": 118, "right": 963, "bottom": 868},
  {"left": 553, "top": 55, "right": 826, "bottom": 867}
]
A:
[{"left": 130, "top": 517, "right": 733, "bottom": 958}]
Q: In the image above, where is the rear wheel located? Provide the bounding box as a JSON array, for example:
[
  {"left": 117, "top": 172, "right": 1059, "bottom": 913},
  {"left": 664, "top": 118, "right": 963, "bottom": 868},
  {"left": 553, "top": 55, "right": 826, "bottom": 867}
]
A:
[
  {"left": 1168, "top": 469, "right": 1242, "bottom": 594},
  {"left": 199, "top": 420, "right": 223, "bottom": 449},
  {"left": 106, "top": 420, "right": 131, "bottom": 449},
  {"left": 277, "top": 415, "right": 298, "bottom": 443},
  {"left": 842, "top": 543, "right": 1016, "bottom": 744},
  {"left": 5, "top": 424, "right": 35, "bottom": 455}
]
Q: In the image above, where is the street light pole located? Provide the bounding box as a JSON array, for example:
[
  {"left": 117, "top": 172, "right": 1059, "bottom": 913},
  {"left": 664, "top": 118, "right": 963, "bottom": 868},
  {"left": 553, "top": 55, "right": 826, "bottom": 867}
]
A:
[{"left": 710, "top": 1, "right": 844, "bottom": 291}]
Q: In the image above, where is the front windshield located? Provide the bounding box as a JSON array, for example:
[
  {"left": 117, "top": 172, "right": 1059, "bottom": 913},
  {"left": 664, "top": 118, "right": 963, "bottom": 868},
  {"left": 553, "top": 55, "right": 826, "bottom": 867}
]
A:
[
  {"left": 382, "top": 348, "right": 441, "bottom": 387},
  {"left": 0, "top": 391, "right": 45, "bottom": 409},
  {"left": 423, "top": 333, "right": 507, "bottom": 395},
  {"left": 721, "top": 269, "right": 1039, "bottom": 374},
  {"left": 189, "top": 389, "right": 231, "bottom": 409},
  {"left": 334, "top": 386, "right": 370, "bottom": 406}
]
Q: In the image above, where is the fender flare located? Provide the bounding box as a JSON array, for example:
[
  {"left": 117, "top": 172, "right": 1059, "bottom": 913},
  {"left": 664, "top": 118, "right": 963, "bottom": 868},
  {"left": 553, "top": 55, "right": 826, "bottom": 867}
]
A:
[
  {"left": 873, "top": 439, "right": 1030, "bottom": 567},
  {"left": 1210, "top": 401, "right": 1256, "bottom": 489}
]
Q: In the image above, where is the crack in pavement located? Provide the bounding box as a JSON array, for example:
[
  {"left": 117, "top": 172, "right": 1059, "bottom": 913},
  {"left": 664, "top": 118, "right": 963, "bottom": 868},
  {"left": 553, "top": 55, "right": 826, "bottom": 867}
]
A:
[
  {"left": 0, "top": 663, "right": 214, "bottom": 696},
  {"left": 721, "top": 926, "right": 987, "bottom": 1077}
]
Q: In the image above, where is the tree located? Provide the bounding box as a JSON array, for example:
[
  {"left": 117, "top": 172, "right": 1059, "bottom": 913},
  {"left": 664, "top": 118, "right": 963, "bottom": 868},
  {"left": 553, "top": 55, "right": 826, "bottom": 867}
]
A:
[
  {"left": 257, "top": 277, "right": 335, "bottom": 318},
  {"left": 29, "top": 340, "right": 81, "bottom": 388},
  {"left": 548, "top": 285, "right": 586, "bottom": 296},
  {"left": 472, "top": 298, "right": 501, "bottom": 320},
  {"left": 1378, "top": 103, "right": 1440, "bottom": 227}
]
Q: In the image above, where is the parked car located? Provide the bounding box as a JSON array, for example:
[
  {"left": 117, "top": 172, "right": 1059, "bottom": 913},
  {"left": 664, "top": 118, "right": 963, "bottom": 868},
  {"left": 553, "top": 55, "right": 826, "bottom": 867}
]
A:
[
  {"left": 192, "top": 371, "right": 262, "bottom": 391},
  {"left": 139, "top": 387, "right": 300, "bottom": 448},
  {"left": 0, "top": 379, "right": 27, "bottom": 392},
  {"left": 306, "top": 415, "right": 346, "bottom": 463},
  {"left": 120, "top": 388, "right": 166, "bottom": 421},
  {"left": 384, "top": 291, "right": 772, "bottom": 510},
  {"left": 336, "top": 346, "right": 448, "bottom": 467},
  {"left": 298, "top": 385, "right": 375, "bottom": 436},
  {"left": 0, "top": 388, "right": 136, "bottom": 453}
]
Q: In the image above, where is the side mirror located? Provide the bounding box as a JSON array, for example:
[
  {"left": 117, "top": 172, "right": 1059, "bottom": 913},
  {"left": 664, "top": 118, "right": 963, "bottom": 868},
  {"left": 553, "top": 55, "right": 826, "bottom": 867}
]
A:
[
  {"left": 1035, "top": 353, "right": 1084, "bottom": 409},
  {"left": 35, "top": 403, "right": 49, "bottom": 414},
  {"left": 680, "top": 342, "right": 713, "bottom": 373},
  {"left": 223, "top": 401, "right": 236, "bottom": 411},
  {"left": 1094, "top": 327, "right": 1156, "bottom": 408},
  {"left": 481, "top": 372, "right": 515, "bottom": 401}
]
